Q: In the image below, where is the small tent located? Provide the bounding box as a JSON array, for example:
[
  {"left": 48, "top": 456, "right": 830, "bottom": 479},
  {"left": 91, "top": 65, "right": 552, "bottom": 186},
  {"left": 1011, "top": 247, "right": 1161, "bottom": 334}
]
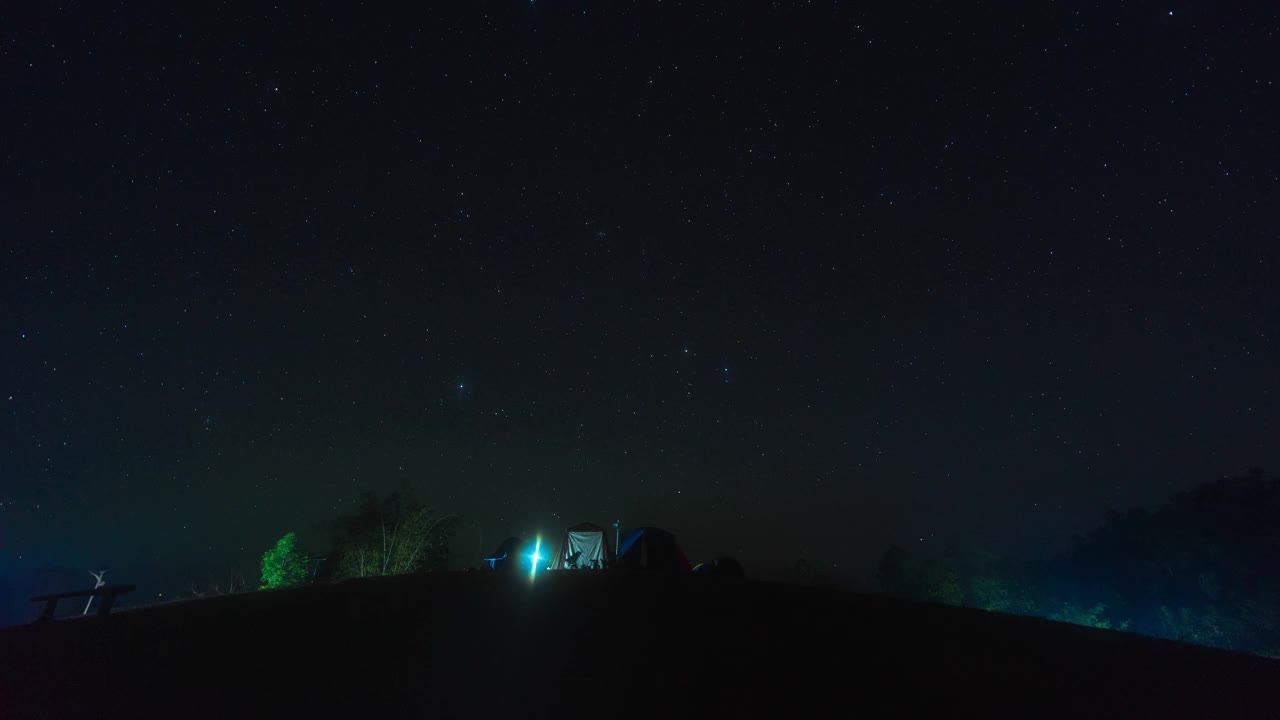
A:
[
  {"left": 549, "top": 522, "right": 611, "bottom": 570},
  {"left": 482, "top": 537, "right": 524, "bottom": 572},
  {"left": 615, "top": 527, "right": 691, "bottom": 574},
  {"left": 692, "top": 556, "right": 746, "bottom": 581}
]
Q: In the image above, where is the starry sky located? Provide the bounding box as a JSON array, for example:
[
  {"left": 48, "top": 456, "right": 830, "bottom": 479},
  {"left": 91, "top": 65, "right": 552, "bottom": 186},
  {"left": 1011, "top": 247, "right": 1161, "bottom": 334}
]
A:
[{"left": 2, "top": 1, "right": 1277, "bottom": 604}]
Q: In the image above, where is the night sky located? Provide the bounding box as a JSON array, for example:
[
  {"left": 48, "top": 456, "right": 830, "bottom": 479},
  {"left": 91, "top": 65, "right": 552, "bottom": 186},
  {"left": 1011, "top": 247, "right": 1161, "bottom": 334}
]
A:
[{"left": 3, "top": 1, "right": 1277, "bottom": 603}]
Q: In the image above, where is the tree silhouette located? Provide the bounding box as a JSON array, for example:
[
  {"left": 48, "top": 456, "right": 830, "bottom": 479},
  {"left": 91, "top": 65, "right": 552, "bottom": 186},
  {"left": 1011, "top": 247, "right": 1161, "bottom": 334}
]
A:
[
  {"left": 1051, "top": 468, "right": 1280, "bottom": 654},
  {"left": 328, "top": 491, "right": 456, "bottom": 580},
  {"left": 877, "top": 469, "right": 1280, "bottom": 657}
]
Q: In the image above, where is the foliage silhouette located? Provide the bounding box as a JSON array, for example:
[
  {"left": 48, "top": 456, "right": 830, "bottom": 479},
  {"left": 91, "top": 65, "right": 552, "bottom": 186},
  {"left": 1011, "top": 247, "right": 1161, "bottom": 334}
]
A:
[
  {"left": 878, "top": 469, "right": 1280, "bottom": 657},
  {"left": 328, "top": 490, "right": 456, "bottom": 580}
]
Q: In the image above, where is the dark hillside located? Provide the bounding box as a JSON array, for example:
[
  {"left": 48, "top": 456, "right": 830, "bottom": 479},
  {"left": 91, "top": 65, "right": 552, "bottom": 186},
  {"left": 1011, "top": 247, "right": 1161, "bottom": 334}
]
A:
[{"left": 1, "top": 573, "right": 1276, "bottom": 717}]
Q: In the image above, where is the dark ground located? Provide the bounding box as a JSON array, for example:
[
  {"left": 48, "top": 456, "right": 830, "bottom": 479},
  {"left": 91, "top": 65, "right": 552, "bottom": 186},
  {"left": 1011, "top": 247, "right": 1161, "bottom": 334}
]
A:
[{"left": 1, "top": 572, "right": 1276, "bottom": 718}]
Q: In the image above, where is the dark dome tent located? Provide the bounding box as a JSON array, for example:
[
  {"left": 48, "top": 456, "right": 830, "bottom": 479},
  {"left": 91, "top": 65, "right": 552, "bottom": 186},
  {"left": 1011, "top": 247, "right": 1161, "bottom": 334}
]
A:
[
  {"left": 692, "top": 556, "right": 746, "bottom": 581},
  {"left": 549, "top": 522, "right": 612, "bottom": 570},
  {"left": 615, "top": 527, "right": 692, "bottom": 574},
  {"left": 482, "top": 537, "right": 524, "bottom": 572}
]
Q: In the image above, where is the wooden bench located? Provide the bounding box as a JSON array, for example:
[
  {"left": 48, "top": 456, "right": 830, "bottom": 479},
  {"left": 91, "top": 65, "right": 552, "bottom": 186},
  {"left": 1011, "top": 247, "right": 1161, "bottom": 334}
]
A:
[{"left": 30, "top": 585, "right": 137, "bottom": 622}]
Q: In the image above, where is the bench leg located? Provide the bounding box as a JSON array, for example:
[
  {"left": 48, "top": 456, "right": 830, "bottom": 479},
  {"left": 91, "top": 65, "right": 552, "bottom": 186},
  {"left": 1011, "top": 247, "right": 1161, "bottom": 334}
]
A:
[
  {"left": 38, "top": 599, "right": 57, "bottom": 622},
  {"left": 97, "top": 591, "right": 117, "bottom": 617}
]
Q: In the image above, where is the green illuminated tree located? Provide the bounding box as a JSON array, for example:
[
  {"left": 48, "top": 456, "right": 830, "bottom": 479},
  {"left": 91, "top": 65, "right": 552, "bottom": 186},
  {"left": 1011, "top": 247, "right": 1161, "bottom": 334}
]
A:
[
  {"left": 260, "top": 532, "right": 310, "bottom": 589},
  {"left": 968, "top": 574, "right": 1036, "bottom": 615},
  {"left": 949, "top": 549, "right": 1041, "bottom": 616},
  {"left": 1049, "top": 602, "right": 1126, "bottom": 630},
  {"left": 877, "top": 545, "right": 963, "bottom": 606}
]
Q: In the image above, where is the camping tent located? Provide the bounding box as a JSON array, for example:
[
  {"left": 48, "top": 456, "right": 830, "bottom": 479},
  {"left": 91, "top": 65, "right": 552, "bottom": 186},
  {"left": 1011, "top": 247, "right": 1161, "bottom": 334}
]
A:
[
  {"left": 615, "top": 527, "right": 691, "bottom": 574},
  {"left": 482, "top": 537, "right": 524, "bottom": 572},
  {"left": 549, "top": 522, "right": 611, "bottom": 570},
  {"left": 692, "top": 556, "right": 746, "bottom": 581}
]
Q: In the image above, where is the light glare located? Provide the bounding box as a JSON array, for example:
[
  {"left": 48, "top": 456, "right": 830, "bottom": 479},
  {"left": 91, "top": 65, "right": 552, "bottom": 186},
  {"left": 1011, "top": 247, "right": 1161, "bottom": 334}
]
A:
[{"left": 529, "top": 537, "right": 543, "bottom": 581}]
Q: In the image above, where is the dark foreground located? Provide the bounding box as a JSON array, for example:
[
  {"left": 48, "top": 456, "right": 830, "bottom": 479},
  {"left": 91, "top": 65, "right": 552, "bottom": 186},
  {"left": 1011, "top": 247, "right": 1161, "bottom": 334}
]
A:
[{"left": 1, "top": 572, "right": 1276, "bottom": 718}]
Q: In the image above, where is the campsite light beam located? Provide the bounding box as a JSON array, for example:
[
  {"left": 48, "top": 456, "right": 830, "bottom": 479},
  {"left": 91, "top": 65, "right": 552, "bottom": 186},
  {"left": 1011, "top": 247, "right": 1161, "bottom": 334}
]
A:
[{"left": 529, "top": 537, "right": 543, "bottom": 581}]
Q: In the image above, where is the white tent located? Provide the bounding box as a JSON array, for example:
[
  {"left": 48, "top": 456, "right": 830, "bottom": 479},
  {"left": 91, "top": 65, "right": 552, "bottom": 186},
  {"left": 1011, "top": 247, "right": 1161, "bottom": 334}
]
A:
[{"left": 549, "top": 522, "right": 611, "bottom": 570}]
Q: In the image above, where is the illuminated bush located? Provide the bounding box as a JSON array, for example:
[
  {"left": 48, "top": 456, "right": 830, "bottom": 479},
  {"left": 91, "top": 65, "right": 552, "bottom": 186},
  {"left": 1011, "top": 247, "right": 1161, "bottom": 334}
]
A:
[{"left": 260, "top": 532, "right": 310, "bottom": 590}]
